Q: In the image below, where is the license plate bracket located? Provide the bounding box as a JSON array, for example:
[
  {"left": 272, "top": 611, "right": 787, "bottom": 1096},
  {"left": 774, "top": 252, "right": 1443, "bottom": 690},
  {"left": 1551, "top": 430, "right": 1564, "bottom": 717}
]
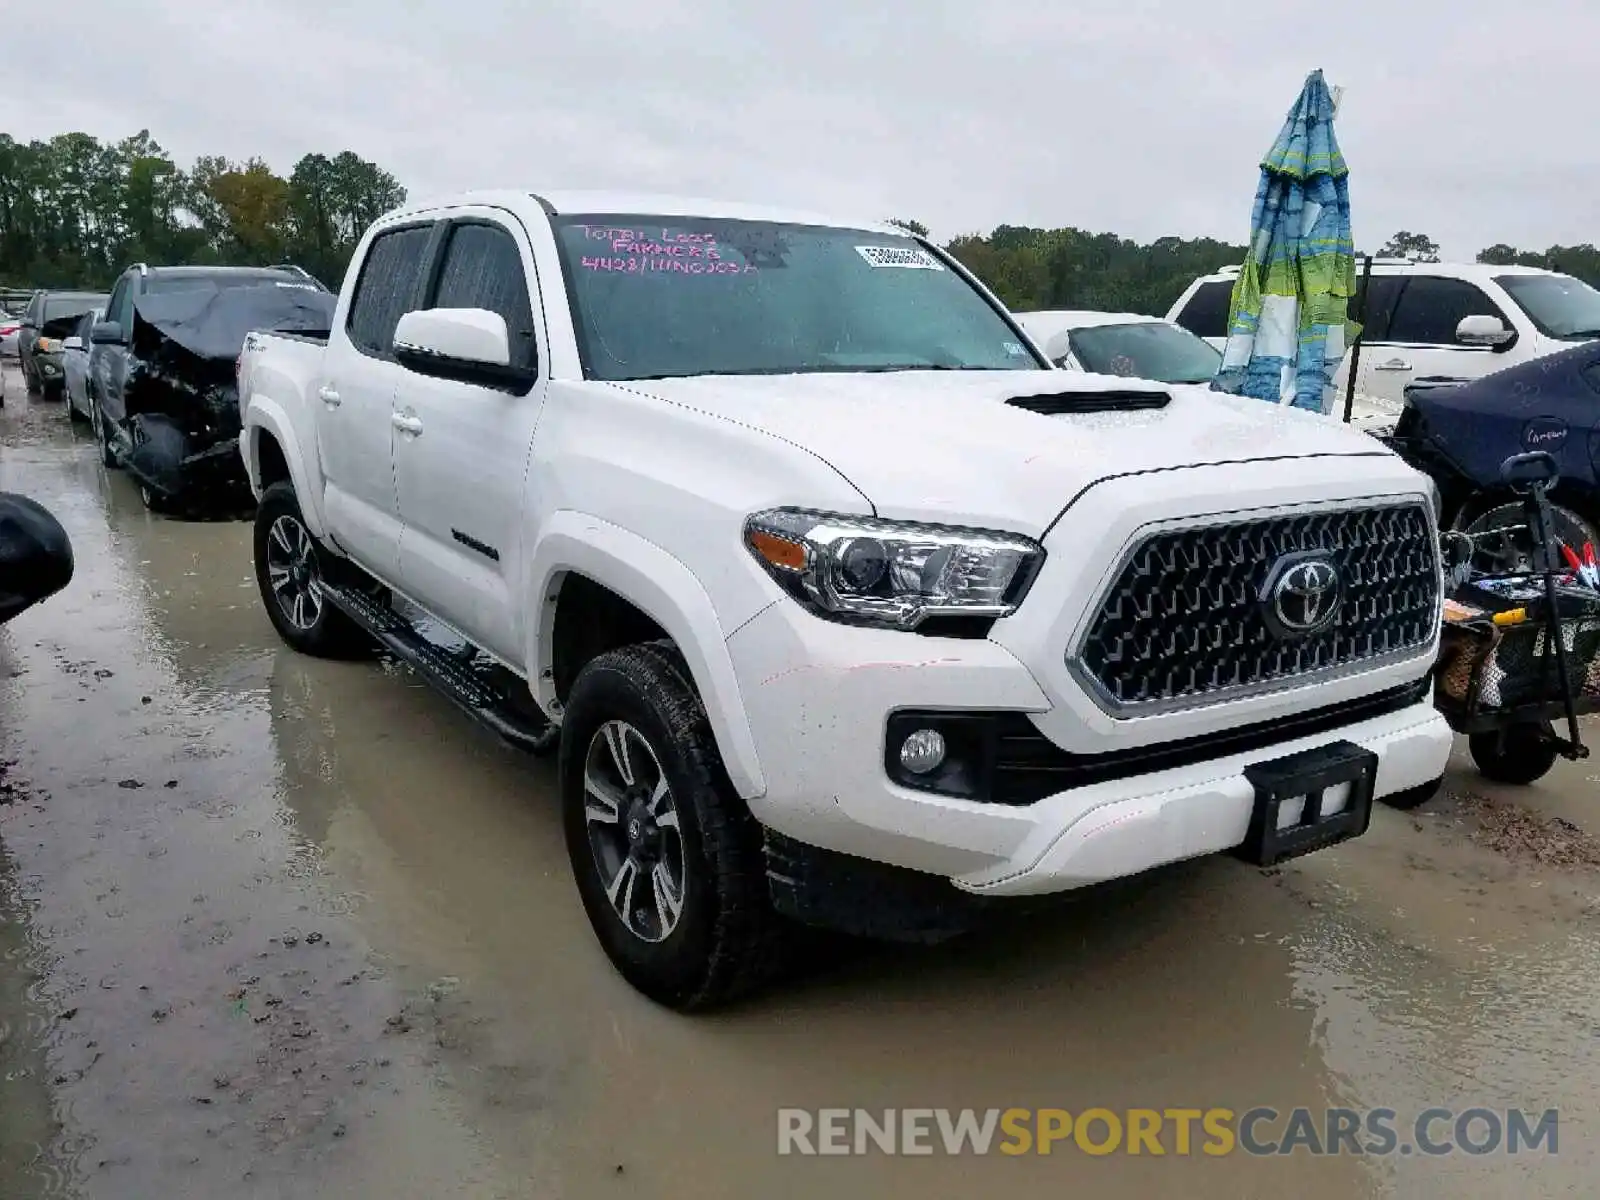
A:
[{"left": 1234, "top": 740, "right": 1378, "bottom": 867}]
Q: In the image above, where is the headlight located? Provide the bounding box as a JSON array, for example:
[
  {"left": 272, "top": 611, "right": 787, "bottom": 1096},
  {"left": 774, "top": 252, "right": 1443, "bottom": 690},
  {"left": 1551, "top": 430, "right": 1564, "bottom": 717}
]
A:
[
  {"left": 742, "top": 508, "right": 1044, "bottom": 629},
  {"left": 36, "top": 337, "right": 61, "bottom": 353}
]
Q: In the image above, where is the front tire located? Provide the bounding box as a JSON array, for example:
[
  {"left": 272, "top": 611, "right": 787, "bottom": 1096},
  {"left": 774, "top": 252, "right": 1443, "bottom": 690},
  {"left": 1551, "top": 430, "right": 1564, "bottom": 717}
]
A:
[
  {"left": 90, "top": 393, "right": 118, "bottom": 468},
  {"left": 560, "top": 642, "right": 785, "bottom": 1011},
  {"left": 252, "top": 481, "right": 373, "bottom": 659},
  {"left": 1379, "top": 775, "right": 1444, "bottom": 810}
]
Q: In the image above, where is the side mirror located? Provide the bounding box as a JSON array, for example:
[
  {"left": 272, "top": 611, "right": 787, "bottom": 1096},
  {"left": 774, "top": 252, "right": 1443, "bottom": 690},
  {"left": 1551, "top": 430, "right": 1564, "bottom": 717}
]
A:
[
  {"left": 393, "top": 308, "right": 533, "bottom": 390},
  {"left": 1456, "top": 314, "right": 1514, "bottom": 349},
  {"left": 63, "top": 336, "right": 83, "bottom": 351},
  {"left": 90, "top": 320, "right": 124, "bottom": 345}
]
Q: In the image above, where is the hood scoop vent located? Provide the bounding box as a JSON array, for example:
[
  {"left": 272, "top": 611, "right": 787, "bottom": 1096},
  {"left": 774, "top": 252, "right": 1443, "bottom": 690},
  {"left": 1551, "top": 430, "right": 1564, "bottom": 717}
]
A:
[{"left": 1005, "top": 389, "right": 1171, "bottom": 415}]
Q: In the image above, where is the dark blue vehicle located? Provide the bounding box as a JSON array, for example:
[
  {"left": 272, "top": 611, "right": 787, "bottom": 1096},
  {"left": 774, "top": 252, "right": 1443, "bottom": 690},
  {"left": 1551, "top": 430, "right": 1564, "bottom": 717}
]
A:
[{"left": 1384, "top": 340, "right": 1600, "bottom": 573}]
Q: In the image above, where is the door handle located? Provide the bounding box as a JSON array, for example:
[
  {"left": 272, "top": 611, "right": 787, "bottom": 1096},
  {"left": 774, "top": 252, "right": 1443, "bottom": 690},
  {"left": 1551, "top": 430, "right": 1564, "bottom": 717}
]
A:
[
  {"left": 1374, "top": 358, "right": 1413, "bottom": 371},
  {"left": 392, "top": 413, "right": 424, "bottom": 436},
  {"left": 317, "top": 384, "right": 341, "bottom": 406}
]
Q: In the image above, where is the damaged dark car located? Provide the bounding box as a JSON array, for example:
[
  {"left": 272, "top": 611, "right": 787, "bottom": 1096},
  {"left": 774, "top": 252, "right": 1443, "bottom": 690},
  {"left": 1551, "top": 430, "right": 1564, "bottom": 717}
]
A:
[{"left": 88, "top": 266, "right": 334, "bottom": 514}]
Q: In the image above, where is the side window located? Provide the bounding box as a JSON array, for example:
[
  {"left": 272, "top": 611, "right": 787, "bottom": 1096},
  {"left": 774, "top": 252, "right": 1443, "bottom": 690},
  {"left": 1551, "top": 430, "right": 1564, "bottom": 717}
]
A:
[
  {"left": 346, "top": 225, "right": 434, "bottom": 358},
  {"left": 428, "top": 222, "right": 537, "bottom": 371},
  {"left": 1385, "top": 277, "right": 1508, "bottom": 346},
  {"left": 24, "top": 293, "right": 41, "bottom": 325},
  {"left": 1353, "top": 275, "right": 1405, "bottom": 342},
  {"left": 1172, "top": 280, "right": 1233, "bottom": 339},
  {"left": 106, "top": 278, "right": 131, "bottom": 330}
]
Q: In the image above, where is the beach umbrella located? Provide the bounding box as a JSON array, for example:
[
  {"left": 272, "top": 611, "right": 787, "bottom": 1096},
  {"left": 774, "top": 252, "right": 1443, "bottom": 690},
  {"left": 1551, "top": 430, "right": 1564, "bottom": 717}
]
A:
[{"left": 1212, "top": 69, "right": 1357, "bottom": 415}]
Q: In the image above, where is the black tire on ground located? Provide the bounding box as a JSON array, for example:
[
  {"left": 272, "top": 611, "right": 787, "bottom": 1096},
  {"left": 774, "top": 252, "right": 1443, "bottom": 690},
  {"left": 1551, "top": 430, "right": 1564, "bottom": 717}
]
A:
[
  {"left": 1379, "top": 775, "right": 1444, "bottom": 810},
  {"left": 252, "top": 481, "right": 374, "bottom": 659},
  {"left": 138, "top": 481, "right": 171, "bottom": 515},
  {"left": 1468, "top": 723, "right": 1559, "bottom": 786},
  {"left": 23, "top": 362, "right": 40, "bottom": 395},
  {"left": 560, "top": 641, "right": 786, "bottom": 1011},
  {"left": 66, "top": 395, "right": 87, "bottom": 423}
]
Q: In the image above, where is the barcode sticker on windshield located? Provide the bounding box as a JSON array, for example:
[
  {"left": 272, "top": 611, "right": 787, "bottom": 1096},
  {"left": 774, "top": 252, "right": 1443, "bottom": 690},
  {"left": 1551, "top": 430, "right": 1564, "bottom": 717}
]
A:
[{"left": 855, "top": 246, "right": 944, "bottom": 270}]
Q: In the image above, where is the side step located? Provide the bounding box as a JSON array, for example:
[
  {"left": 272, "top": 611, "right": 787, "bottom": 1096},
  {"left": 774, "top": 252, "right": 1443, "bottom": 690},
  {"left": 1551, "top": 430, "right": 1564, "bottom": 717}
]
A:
[{"left": 319, "top": 581, "right": 560, "bottom": 756}]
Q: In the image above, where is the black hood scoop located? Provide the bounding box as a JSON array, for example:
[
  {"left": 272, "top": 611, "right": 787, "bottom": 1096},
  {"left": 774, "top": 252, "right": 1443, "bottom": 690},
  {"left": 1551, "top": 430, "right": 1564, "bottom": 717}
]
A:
[{"left": 1005, "top": 389, "right": 1171, "bottom": 415}]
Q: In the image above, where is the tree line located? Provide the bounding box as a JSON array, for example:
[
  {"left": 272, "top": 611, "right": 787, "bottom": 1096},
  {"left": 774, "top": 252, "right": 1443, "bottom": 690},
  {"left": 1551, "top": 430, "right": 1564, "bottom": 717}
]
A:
[
  {"left": 4, "top": 128, "right": 1596, "bottom": 319},
  {"left": 0, "top": 130, "right": 406, "bottom": 293}
]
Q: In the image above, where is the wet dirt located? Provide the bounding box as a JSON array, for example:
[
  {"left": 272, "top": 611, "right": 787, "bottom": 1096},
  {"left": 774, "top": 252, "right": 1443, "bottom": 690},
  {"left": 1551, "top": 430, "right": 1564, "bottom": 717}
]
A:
[{"left": 2, "top": 362, "right": 1599, "bottom": 1198}]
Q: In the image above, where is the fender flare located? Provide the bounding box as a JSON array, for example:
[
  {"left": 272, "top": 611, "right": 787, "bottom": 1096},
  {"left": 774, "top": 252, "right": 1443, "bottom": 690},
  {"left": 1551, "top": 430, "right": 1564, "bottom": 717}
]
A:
[
  {"left": 243, "top": 401, "right": 328, "bottom": 541},
  {"left": 526, "top": 511, "right": 767, "bottom": 800}
]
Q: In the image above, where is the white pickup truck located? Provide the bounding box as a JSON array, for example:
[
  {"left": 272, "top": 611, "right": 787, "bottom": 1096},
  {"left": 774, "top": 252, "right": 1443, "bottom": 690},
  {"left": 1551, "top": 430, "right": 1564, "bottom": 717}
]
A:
[{"left": 238, "top": 190, "right": 1453, "bottom": 1010}]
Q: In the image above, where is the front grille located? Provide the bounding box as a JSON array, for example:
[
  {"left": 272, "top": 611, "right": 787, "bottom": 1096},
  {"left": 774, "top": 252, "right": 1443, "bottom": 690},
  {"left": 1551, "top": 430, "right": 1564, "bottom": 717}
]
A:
[{"left": 1076, "top": 502, "right": 1439, "bottom": 709}]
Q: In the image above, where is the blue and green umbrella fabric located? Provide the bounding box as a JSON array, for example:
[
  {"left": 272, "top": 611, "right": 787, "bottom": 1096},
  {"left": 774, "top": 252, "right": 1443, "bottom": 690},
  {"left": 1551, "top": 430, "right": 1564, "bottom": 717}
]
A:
[{"left": 1212, "top": 69, "right": 1358, "bottom": 414}]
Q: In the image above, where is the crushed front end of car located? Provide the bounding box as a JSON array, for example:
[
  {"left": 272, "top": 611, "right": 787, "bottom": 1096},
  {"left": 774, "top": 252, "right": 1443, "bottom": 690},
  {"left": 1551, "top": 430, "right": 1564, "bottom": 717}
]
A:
[{"left": 121, "top": 283, "right": 334, "bottom": 513}]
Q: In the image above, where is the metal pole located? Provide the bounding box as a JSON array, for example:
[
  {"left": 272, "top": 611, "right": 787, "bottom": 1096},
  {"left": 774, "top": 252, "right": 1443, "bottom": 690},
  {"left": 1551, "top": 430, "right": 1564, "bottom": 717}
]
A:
[{"left": 1342, "top": 253, "right": 1374, "bottom": 423}]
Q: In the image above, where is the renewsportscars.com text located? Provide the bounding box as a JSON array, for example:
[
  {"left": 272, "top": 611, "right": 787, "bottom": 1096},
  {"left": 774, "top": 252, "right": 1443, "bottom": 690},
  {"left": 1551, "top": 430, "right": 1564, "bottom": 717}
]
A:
[{"left": 776, "top": 1106, "right": 1559, "bottom": 1157}]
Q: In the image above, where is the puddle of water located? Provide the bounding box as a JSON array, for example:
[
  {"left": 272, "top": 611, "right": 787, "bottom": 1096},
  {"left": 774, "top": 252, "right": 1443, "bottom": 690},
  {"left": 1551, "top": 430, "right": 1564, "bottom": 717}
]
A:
[
  {"left": 0, "top": 384, "right": 525, "bottom": 1199},
  {"left": 0, "top": 838, "right": 69, "bottom": 1198}
]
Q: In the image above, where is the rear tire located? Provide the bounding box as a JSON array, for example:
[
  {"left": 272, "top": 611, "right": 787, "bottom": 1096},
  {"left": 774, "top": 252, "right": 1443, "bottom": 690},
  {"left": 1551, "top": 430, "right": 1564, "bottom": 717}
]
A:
[
  {"left": 252, "top": 481, "right": 374, "bottom": 659},
  {"left": 1469, "top": 723, "right": 1559, "bottom": 786},
  {"left": 559, "top": 641, "right": 786, "bottom": 1011},
  {"left": 24, "top": 361, "right": 40, "bottom": 395}
]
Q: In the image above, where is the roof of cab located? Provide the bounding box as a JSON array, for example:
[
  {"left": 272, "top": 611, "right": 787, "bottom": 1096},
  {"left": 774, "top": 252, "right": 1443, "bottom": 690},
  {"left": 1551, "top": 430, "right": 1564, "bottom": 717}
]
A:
[{"left": 390, "top": 189, "right": 902, "bottom": 235}]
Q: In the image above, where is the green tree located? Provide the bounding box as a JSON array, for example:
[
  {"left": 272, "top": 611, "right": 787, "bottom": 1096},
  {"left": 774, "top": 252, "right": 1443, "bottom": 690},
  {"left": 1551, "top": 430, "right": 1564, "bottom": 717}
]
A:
[
  {"left": 1377, "top": 230, "right": 1440, "bottom": 261},
  {"left": 0, "top": 128, "right": 406, "bottom": 290}
]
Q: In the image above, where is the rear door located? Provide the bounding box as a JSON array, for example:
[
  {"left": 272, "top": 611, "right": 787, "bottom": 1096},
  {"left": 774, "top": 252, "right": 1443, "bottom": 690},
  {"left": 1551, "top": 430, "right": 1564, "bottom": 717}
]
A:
[
  {"left": 317, "top": 221, "right": 438, "bottom": 584},
  {"left": 1356, "top": 275, "right": 1513, "bottom": 404},
  {"left": 392, "top": 210, "right": 548, "bottom": 663}
]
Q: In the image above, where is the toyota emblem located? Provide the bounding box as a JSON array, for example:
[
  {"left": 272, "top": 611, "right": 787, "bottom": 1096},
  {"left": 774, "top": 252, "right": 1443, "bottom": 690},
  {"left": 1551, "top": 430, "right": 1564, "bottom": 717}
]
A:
[{"left": 1261, "top": 552, "right": 1342, "bottom": 638}]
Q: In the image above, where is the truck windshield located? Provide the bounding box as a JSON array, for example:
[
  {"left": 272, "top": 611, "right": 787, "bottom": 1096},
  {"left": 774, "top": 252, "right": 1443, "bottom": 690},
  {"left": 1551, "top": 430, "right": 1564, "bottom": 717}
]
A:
[
  {"left": 552, "top": 215, "right": 1044, "bottom": 380},
  {"left": 1494, "top": 273, "right": 1600, "bottom": 340}
]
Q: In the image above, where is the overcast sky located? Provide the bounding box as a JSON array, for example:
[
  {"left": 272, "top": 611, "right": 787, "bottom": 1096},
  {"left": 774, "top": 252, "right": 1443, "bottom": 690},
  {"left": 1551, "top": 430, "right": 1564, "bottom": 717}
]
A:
[{"left": 16, "top": 0, "right": 1599, "bottom": 259}]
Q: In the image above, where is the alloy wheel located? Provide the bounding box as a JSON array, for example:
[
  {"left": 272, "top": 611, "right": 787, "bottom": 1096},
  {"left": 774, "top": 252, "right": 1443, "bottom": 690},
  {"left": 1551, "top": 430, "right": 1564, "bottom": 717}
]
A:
[
  {"left": 582, "top": 720, "right": 686, "bottom": 944},
  {"left": 264, "top": 514, "right": 324, "bottom": 631}
]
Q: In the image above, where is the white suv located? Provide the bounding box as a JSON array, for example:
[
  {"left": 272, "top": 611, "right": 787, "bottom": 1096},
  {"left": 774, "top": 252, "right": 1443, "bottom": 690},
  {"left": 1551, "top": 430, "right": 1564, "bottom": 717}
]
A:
[{"left": 1168, "top": 260, "right": 1600, "bottom": 408}]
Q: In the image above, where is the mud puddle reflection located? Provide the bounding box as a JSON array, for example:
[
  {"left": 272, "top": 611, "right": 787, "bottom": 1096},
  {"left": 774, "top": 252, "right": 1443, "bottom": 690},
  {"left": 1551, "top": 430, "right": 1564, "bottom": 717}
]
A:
[{"left": 0, "top": 385, "right": 520, "bottom": 1197}]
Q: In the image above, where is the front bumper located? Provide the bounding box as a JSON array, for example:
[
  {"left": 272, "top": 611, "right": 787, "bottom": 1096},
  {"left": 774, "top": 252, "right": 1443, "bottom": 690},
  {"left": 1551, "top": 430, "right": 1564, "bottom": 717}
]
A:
[
  {"left": 32, "top": 352, "right": 63, "bottom": 383},
  {"left": 726, "top": 600, "right": 1451, "bottom": 897}
]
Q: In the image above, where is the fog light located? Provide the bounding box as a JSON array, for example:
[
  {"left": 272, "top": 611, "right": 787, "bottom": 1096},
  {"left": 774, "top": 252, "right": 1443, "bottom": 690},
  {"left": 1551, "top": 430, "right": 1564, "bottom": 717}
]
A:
[{"left": 898, "top": 728, "right": 947, "bottom": 775}]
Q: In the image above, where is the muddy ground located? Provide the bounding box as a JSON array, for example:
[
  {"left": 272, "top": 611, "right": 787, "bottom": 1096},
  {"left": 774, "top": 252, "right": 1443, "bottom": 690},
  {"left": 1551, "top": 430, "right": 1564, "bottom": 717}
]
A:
[{"left": 1, "top": 361, "right": 1598, "bottom": 1198}]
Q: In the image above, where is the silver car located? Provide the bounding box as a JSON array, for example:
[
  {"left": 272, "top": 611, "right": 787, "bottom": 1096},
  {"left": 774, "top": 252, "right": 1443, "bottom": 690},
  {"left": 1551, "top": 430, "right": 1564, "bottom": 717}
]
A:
[{"left": 62, "top": 307, "right": 103, "bottom": 422}]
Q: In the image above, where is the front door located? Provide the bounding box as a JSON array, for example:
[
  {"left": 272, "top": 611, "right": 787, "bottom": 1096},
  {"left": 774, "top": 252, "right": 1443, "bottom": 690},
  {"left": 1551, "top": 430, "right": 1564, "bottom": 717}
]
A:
[
  {"left": 392, "top": 214, "right": 547, "bottom": 663},
  {"left": 1356, "top": 275, "right": 1512, "bottom": 405},
  {"left": 316, "top": 222, "right": 437, "bottom": 583}
]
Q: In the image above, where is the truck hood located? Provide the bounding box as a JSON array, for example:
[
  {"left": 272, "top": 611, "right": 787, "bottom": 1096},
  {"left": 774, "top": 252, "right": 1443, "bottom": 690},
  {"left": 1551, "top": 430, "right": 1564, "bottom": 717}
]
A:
[{"left": 614, "top": 370, "right": 1395, "bottom": 534}]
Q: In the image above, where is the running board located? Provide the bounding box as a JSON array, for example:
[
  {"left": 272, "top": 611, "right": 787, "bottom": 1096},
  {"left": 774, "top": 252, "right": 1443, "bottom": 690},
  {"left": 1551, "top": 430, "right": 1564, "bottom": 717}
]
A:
[{"left": 318, "top": 581, "right": 559, "bottom": 756}]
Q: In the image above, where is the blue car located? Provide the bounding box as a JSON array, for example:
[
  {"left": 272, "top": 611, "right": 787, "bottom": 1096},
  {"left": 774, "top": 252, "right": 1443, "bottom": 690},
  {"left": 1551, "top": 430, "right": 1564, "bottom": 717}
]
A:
[{"left": 1385, "top": 341, "right": 1600, "bottom": 573}]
